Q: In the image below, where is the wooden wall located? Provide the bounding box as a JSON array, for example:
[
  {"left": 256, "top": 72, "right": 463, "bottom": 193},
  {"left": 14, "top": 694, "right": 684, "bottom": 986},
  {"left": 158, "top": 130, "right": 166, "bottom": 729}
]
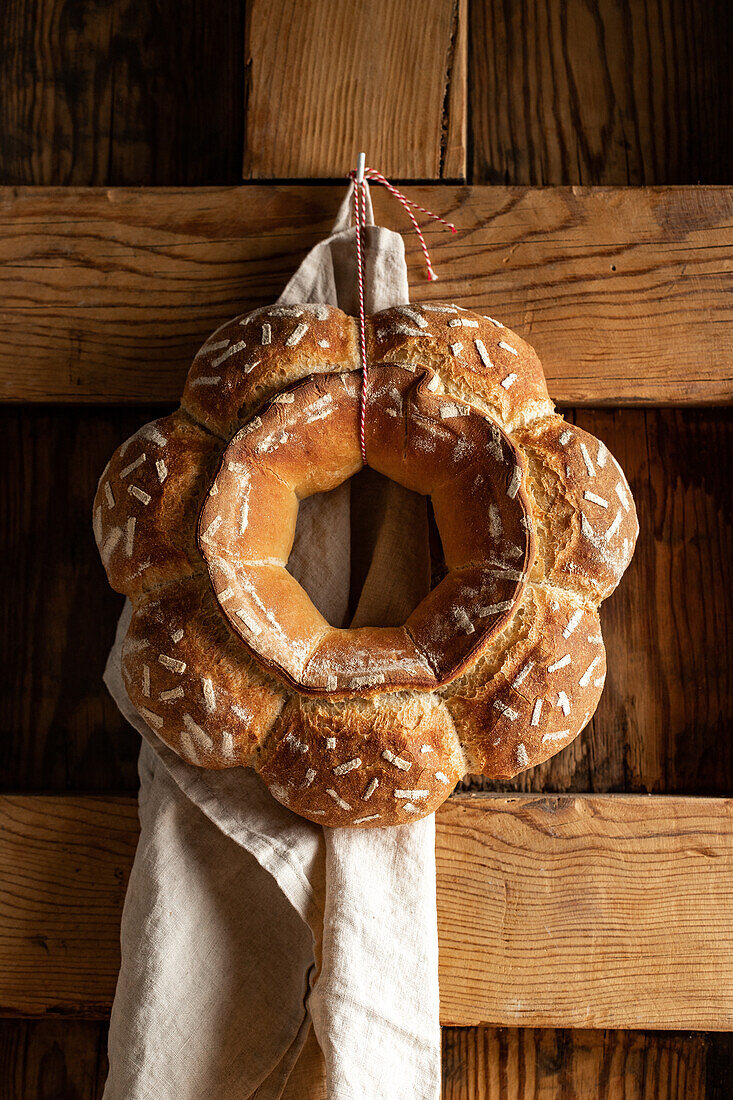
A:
[{"left": 1, "top": 0, "right": 731, "bottom": 1096}]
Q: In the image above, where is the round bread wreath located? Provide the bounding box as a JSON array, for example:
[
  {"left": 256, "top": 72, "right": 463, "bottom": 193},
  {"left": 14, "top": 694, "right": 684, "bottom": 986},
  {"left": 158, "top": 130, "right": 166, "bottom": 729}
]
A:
[{"left": 94, "top": 301, "right": 638, "bottom": 827}]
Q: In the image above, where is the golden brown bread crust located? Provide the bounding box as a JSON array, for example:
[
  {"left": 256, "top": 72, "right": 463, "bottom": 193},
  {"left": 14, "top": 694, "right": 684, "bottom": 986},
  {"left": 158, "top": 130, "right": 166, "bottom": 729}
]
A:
[
  {"left": 514, "top": 415, "right": 639, "bottom": 604},
  {"left": 121, "top": 574, "right": 287, "bottom": 768},
  {"left": 366, "top": 304, "right": 554, "bottom": 431},
  {"left": 95, "top": 300, "right": 638, "bottom": 827},
  {"left": 258, "top": 692, "right": 465, "bottom": 826},
  {"left": 93, "top": 410, "right": 221, "bottom": 597},
  {"left": 196, "top": 363, "right": 536, "bottom": 697},
  {"left": 442, "top": 582, "right": 606, "bottom": 778},
  {"left": 182, "top": 304, "right": 358, "bottom": 438}
]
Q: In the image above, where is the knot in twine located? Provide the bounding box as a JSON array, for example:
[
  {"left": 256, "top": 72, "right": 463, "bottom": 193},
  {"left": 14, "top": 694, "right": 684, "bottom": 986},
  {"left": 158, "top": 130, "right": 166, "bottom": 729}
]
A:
[{"left": 348, "top": 164, "right": 457, "bottom": 462}]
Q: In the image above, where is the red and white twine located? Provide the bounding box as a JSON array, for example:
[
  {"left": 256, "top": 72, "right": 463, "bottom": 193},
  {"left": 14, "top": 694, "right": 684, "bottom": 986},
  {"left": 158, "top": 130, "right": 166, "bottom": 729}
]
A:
[{"left": 348, "top": 164, "right": 457, "bottom": 462}]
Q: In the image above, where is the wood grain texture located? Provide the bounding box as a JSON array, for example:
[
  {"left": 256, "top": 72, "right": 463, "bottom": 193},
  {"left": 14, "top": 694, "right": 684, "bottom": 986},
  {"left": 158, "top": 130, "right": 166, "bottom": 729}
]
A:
[
  {"left": 441, "top": 1027, "right": 709, "bottom": 1099},
  {"left": 0, "top": 797, "right": 136, "bottom": 1018},
  {"left": 243, "top": 0, "right": 466, "bottom": 180},
  {"left": 460, "top": 408, "right": 733, "bottom": 797},
  {"left": 0, "top": 184, "right": 731, "bottom": 404},
  {"left": 437, "top": 794, "right": 733, "bottom": 1030},
  {"left": 2, "top": 793, "right": 733, "bottom": 1029},
  {"left": 470, "top": 0, "right": 732, "bottom": 186},
  {"left": 1, "top": 1021, "right": 727, "bottom": 1100},
  {"left": 0, "top": 0, "right": 244, "bottom": 186},
  {"left": 0, "top": 406, "right": 155, "bottom": 793},
  {"left": 0, "top": 1019, "right": 107, "bottom": 1100}
]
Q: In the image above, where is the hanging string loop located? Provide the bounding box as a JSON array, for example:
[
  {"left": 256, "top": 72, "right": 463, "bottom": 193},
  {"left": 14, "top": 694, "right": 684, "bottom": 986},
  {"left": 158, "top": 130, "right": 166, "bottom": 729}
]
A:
[{"left": 347, "top": 161, "right": 457, "bottom": 463}]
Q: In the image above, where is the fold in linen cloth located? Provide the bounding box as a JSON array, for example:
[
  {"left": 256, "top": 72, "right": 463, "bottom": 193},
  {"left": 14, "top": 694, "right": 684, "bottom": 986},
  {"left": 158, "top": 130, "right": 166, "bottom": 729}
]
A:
[{"left": 102, "top": 182, "right": 442, "bottom": 1100}]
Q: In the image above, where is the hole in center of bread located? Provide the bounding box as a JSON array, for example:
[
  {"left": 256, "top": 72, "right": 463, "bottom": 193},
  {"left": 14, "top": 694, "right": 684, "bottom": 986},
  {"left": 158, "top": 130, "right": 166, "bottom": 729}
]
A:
[{"left": 287, "top": 467, "right": 443, "bottom": 629}]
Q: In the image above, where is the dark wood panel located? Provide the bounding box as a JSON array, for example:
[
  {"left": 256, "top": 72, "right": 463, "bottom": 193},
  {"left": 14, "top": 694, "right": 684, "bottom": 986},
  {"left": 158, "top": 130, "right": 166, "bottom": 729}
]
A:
[
  {"left": 0, "top": 405, "right": 164, "bottom": 792},
  {"left": 0, "top": 0, "right": 243, "bottom": 186},
  {"left": 469, "top": 0, "right": 732, "bottom": 186},
  {"left": 0, "top": 186, "right": 731, "bottom": 405},
  {"left": 2, "top": 407, "right": 731, "bottom": 797},
  {"left": 0, "top": 1020, "right": 107, "bottom": 1100},
  {"left": 442, "top": 1027, "right": 710, "bottom": 1099},
  {"left": 706, "top": 1033, "right": 733, "bottom": 1100},
  {"left": 458, "top": 408, "right": 733, "bottom": 796}
]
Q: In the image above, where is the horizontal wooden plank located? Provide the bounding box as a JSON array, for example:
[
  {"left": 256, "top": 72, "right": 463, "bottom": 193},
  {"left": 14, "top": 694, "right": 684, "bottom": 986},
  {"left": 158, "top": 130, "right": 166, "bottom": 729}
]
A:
[
  {"left": 2, "top": 793, "right": 732, "bottom": 1029},
  {"left": 0, "top": 797, "right": 135, "bottom": 1019},
  {"left": 437, "top": 794, "right": 733, "bottom": 1029},
  {"left": 0, "top": 185, "right": 730, "bottom": 404}
]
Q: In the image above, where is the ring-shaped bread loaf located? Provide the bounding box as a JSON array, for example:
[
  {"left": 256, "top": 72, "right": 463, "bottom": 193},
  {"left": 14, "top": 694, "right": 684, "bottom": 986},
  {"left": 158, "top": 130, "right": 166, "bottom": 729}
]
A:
[
  {"left": 94, "top": 301, "right": 638, "bottom": 827},
  {"left": 198, "top": 366, "right": 535, "bottom": 695}
]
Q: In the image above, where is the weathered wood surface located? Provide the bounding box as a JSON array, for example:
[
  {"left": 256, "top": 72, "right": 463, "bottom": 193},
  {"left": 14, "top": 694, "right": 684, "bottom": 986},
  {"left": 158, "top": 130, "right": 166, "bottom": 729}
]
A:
[
  {"left": 441, "top": 1027, "right": 710, "bottom": 1100},
  {"left": 2, "top": 793, "right": 732, "bottom": 1029},
  {"left": 2, "top": 1021, "right": 727, "bottom": 1100},
  {"left": 0, "top": 185, "right": 731, "bottom": 405},
  {"left": 437, "top": 794, "right": 733, "bottom": 1029},
  {"left": 4, "top": 407, "right": 730, "bottom": 801},
  {"left": 0, "top": 0, "right": 244, "bottom": 187},
  {"left": 461, "top": 407, "right": 733, "bottom": 795},
  {"left": 243, "top": 0, "right": 467, "bottom": 180},
  {"left": 0, "top": 797, "right": 135, "bottom": 1018},
  {"left": 0, "top": 1019, "right": 108, "bottom": 1100},
  {"left": 469, "top": 0, "right": 732, "bottom": 187}
]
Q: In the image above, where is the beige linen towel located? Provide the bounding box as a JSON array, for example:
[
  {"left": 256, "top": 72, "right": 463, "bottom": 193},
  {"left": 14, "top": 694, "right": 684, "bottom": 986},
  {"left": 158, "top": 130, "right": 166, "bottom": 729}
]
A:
[{"left": 102, "top": 182, "right": 441, "bottom": 1100}]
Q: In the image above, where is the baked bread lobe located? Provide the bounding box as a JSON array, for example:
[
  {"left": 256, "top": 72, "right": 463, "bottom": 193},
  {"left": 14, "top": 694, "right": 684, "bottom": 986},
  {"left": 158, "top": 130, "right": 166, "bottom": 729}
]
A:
[
  {"left": 443, "top": 583, "right": 606, "bottom": 778},
  {"left": 95, "top": 300, "right": 638, "bottom": 826},
  {"left": 258, "top": 693, "right": 465, "bottom": 826}
]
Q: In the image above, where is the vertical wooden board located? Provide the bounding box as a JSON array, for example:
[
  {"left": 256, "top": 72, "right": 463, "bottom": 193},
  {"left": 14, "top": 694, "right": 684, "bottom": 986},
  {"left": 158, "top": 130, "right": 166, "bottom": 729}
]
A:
[
  {"left": 105, "top": 0, "right": 244, "bottom": 185},
  {"left": 706, "top": 1034, "right": 733, "bottom": 1100},
  {"left": 0, "top": 406, "right": 162, "bottom": 792},
  {"left": 460, "top": 409, "right": 733, "bottom": 798},
  {"left": 580, "top": 408, "right": 733, "bottom": 797},
  {"left": 0, "top": 0, "right": 115, "bottom": 185},
  {"left": 469, "top": 0, "right": 732, "bottom": 185},
  {"left": 0, "top": 1020, "right": 107, "bottom": 1100},
  {"left": 441, "top": 1028, "right": 709, "bottom": 1100},
  {"left": 0, "top": 0, "right": 244, "bottom": 186},
  {"left": 0, "top": 1020, "right": 725, "bottom": 1099},
  {"left": 243, "top": 0, "right": 467, "bottom": 179}
]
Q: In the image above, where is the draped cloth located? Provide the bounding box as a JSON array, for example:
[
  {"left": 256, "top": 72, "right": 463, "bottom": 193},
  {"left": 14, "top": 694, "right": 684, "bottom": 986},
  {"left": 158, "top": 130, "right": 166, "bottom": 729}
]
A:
[{"left": 102, "top": 182, "right": 441, "bottom": 1100}]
